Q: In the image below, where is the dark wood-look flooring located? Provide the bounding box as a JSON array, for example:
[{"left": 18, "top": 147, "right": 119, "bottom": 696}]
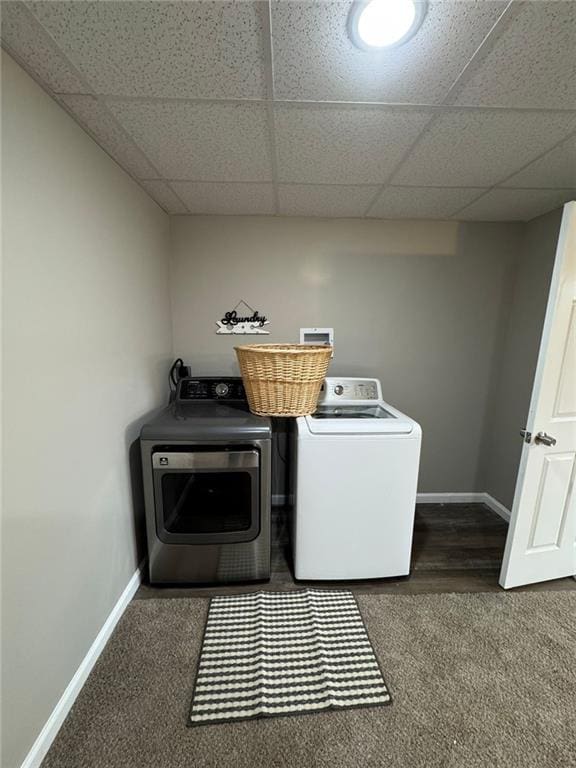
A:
[{"left": 135, "top": 504, "right": 576, "bottom": 599}]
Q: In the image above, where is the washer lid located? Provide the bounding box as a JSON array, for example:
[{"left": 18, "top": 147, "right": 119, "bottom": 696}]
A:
[
  {"left": 312, "top": 404, "right": 395, "bottom": 420},
  {"left": 305, "top": 402, "right": 415, "bottom": 434}
]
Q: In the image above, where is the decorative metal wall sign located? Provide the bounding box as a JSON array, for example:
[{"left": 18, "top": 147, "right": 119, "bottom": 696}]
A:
[{"left": 216, "top": 300, "right": 270, "bottom": 335}]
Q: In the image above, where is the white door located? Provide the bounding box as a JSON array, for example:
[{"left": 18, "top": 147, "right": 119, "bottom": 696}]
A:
[{"left": 500, "top": 201, "right": 576, "bottom": 590}]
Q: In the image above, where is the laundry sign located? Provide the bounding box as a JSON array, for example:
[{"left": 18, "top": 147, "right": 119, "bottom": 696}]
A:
[{"left": 216, "top": 300, "right": 270, "bottom": 335}]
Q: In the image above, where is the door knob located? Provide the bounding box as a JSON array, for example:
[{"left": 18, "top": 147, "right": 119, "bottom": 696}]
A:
[{"left": 534, "top": 431, "right": 557, "bottom": 447}]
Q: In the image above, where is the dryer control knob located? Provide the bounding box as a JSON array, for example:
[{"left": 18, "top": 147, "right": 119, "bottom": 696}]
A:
[
  {"left": 215, "top": 382, "right": 230, "bottom": 397},
  {"left": 334, "top": 385, "right": 344, "bottom": 395}
]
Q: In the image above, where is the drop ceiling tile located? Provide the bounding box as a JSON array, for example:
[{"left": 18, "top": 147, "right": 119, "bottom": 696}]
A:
[
  {"left": 453, "top": 1, "right": 576, "bottom": 109},
  {"left": 139, "top": 181, "right": 188, "bottom": 214},
  {"left": 57, "top": 95, "right": 159, "bottom": 179},
  {"left": 170, "top": 182, "right": 275, "bottom": 215},
  {"left": 456, "top": 189, "right": 576, "bottom": 222},
  {"left": 503, "top": 136, "right": 576, "bottom": 189},
  {"left": 27, "top": 0, "right": 268, "bottom": 99},
  {"left": 106, "top": 101, "right": 273, "bottom": 182},
  {"left": 272, "top": 0, "right": 506, "bottom": 104},
  {"left": 0, "top": 2, "right": 86, "bottom": 93},
  {"left": 368, "top": 186, "right": 487, "bottom": 219},
  {"left": 394, "top": 110, "right": 576, "bottom": 187},
  {"left": 275, "top": 105, "right": 431, "bottom": 184},
  {"left": 278, "top": 184, "right": 378, "bottom": 217}
]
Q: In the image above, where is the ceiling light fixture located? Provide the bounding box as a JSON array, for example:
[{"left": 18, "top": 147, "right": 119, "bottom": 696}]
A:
[{"left": 348, "top": 0, "right": 427, "bottom": 51}]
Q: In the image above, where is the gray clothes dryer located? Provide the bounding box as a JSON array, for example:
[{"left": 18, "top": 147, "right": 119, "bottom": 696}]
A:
[{"left": 140, "top": 377, "right": 272, "bottom": 584}]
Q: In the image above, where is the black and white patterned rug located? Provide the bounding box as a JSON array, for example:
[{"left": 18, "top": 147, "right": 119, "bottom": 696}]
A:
[{"left": 189, "top": 589, "right": 391, "bottom": 726}]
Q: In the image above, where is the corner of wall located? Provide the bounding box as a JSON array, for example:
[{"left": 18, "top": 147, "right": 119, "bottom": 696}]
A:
[{"left": 477, "top": 211, "right": 562, "bottom": 510}]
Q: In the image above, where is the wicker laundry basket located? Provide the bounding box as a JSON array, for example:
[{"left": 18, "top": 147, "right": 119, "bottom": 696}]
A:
[{"left": 235, "top": 344, "right": 333, "bottom": 417}]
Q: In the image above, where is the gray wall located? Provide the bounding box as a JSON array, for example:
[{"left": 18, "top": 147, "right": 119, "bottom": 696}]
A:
[
  {"left": 479, "top": 209, "right": 561, "bottom": 509},
  {"left": 1, "top": 54, "right": 173, "bottom": 768},
  {"left": 170, "top": 215, "right": 523, "bottom": 494}
]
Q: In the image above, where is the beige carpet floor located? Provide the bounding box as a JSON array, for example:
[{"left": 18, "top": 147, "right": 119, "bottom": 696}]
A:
[{"left": 42, "top": 592, "right": 576, "bottom": 768}]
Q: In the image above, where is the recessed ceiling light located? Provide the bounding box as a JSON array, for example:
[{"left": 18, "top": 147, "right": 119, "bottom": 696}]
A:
[{"left": 348, "top": 0, "right": 427, "bottom": 51}]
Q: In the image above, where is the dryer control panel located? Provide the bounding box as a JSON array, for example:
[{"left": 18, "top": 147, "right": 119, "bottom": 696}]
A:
[
  {"left": 318, "top": 377, "right": 382, "bottom": 404},
  {"left": 177, "top": 377, "right": 246, "bottom": 402}
]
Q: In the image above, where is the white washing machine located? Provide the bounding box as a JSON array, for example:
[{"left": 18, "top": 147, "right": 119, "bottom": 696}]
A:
[{"left": 293, "top": 377, "right": 421, "bottom": 580}]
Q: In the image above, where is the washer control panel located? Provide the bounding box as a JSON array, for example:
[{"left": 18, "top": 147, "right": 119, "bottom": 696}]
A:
[
  {"left": 318, "top": 377, "right": 381, "bottom": 404},
  {"left": 177, "top": 377, "right": 246, "bottom": 401}
]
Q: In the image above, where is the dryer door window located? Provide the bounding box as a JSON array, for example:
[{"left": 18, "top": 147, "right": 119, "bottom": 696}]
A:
[
  {"left": 161, "top": 471, "right": 252, "bottom": 534},
  {"left": 152, "top": 450, "right": 260, "bottom": 544}
]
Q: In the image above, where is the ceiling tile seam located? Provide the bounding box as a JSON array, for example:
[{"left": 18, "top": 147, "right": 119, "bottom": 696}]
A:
[
  {"left": 362, "top": 214, "right": 457, "bottom": 223},
  {"left": 432, "top": 104, "right": 576, "bottom": 117},
  {"left": 448, "top": 187, "right": 575, "bottom": 221},
  {"left": 91, "top": 95, "right": 168, "bottom": 179},
  {"left": 491, "top": 127, "right": 576, "bottom": 189},
  {"left": 59, "top": 92, "right": 576, "bottom": 116},
  {"left": 360, "top": 186, "right": 390, "bottom": 217},
  {"left": 0, "top": 39, "right": 59, "bottom": 98},
  {"left": 164, "top": 181, "right": 192, "bottom": 215},
  {"left": 451, "top": 197, "right": 570, "bottom": 224},
  {"left": 51, "top": 91, "right": 94, "bottom": 98},
  {"left": 448, "top": 125, "right": 576, "bottom": 219},
  {"left": 169, "top": 211, "right": 409, "bottom": 220},
  {"left": 51, "top": 93, "right": 162, "bottom": 187},
  {"left": 267, "top": 119, "right": 281, "bottom": 213},
  {"left": 143, "top": 180, "right": 573, "bottom": 192},
  {"left": 144, "top": 179, "right": 274, "bottom": 186},
  {"left": 446, "top": 188, "right": 502, "bottom": 219},
  {"left": 169, "top": 212, "right": 279, "bottom": 219},
  {"left": 18, "top": 0, "right": 166, "bottom": 185},
  {"left": 263, "top": 0, "right": 280, "bottom": 214},
  {"left": 380, "top": 184, "right": 488, "bottom": 191},
  {"left": 20, "top": 0, "right": 99, "bottom": 96},
  {"left": 75, "top": 99, "right": 163, "bottom": 191},
  {"left": 499, "top": 184, "right": 576, "bottom": 192},
  {"left": 441, "top": 0, "right": 523, "bottom": 106},
  {"left": 133, "top": 179, "right": 170, "bottom": 215},
  {"left": 274, "top": 103, "right": 576, "bottom": 116},
  {"left": 361, "top": 112, "right": 441, "bottom": 217},
  {"left": 88, "top": 94, "right": 268, "bottom": 106}
]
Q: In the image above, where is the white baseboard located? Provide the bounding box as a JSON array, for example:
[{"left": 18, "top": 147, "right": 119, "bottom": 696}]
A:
[
  {"left": 417, "top": 492, "right": 484, "bottom": 505},
  {"left": 20, "top": 561, "right": 144, "bottom": 768},
  {"left": 277, "top": 491, "right": 511, "bottom": 522},
  {"left": 481, "top": 493, "right": 512, "bottom": 523},
  {"left": 417, "top": 491, "right": 511, "bottom": 522}
]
